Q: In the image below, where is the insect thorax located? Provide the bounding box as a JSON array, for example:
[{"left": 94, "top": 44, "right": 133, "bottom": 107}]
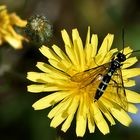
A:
[{"left": 111, "top": 60, "right": 121, "bottom": 70}]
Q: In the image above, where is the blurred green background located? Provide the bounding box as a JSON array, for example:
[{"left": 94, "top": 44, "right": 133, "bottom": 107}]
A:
[{"left": 0, "top": 0, "right": 140, "bottom": 140}]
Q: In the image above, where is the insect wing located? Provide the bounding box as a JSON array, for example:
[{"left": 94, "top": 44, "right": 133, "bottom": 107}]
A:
[
  {"left": 71, "top": 63, "right": 110, "bottom": 87},
  {"left": 109, "top": 69, "right": 128, "bottom": 111}
]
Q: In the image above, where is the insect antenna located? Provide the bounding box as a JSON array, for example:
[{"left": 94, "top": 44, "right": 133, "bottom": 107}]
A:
[
  {"left": 122, "top": 28, "right": 125, "bottom": 54},
  {"left": 125, "top": 49, "right": 140, "bottom": 57},
  {"left": 121, "top": 28, "right": 140, "bottom": 57}
]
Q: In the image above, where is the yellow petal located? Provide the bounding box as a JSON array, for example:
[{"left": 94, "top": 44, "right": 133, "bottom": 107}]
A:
[
  {"left": 84, "top": 43, "right": 92, "bottom": 65},
  {"left": 61, "top": 29, "right": 72, "bottom": 47},
  {"left": 123, "top": 80, "right": 135, "bottom": 87},
  {"left": 126, "top": 89, "right": 140, "bottom": 103},
  {"left": 39, "top": 45, "right": 61, "bottom": 61},
  {"left": 36, "top": 62, "right": 70, "bottom": 80},
  {"left": 71, "top": 40, "right": 80, "bottom": 66},
  {"left": 52, "top": 44, "right": 71, "bottom": 62},
  {"left": 98, "top": 34, "right": 114, "bottom": 54},
  {"left": 95, "top": 34, "right": 114, "bottom": 65},
  {"left": 91, "top": 34, "right": 98, "bottom": 57},
  {"left": 50, "top": 97, "right": 73, "bottom": 128},
  {"left": 122, "top": 68, "right": 140, "bottom": 78},
  {"left": 27, "top": 84, "right": 67, "bottom": 93},
  {"left": 84, "top": 27, "right": 91, "bottom": 64},
  {"left": 122, "top": 57, "right": 138, "bottom": 69},
  {"left": 27, "top": 72, "right": 70, "bottom": 87},
  {"left": 48, "top": 58, "right": 72, "bottom": 73},
  {"left": 76, "top": 96, "right": 87, "bottom": 137},
  {"left": 128, "top": 103, "right": 138, "bottom": 114},
  {"left": 98, "top": 100, "right": 115, "bottom": 125},
  {"left": 92, "top": 102, "right": 110, "bottom": 135},
  {"left": 102, "top": 48, "right": 118, "bottom": 64},
  {"left": 121, "top": 47, "right": 133, "bottom": 58},
  {"left": 72, "top": 28, "right": 80, "bottom": 41},
  {"left": 27, "top": 72, "right": 51, "bottom": 83},
  {"left": 4, "top": 35, "right": 22, "bottom": 49},
  {"left": 65, "top": 45, "right": 78, "bottom": 66},
  {"left": 48, "top": 96, "right": 73, "bottom": 119},
  {"left": 61, "top": 96, "right": 79, "bottom": 132},
  {"left": 110, "top": 108, "right": 132, "bottom": 126},
  {"left": 87, "top": 111, "right": 95, "bottom": 133},
  {"left": 102, "top": 98, "right": 132, "bottom": 126},
  {"left": 72, "top": 29, "right": 85, "bottom": 71},
  {"left": 85, "top": 34, "right": 98, "bottom": 66},
  {"left": 85, "top": 26, "right": 90, "bottom": 47},
  {"left": 32, "top": 91, "right": 71, "bottom": 110},
  {"left": 10, "top": 13, "right": 27, "bottom": 27},
  {"left": 50, "top": 113, "right": 66, "bottom": 128}
]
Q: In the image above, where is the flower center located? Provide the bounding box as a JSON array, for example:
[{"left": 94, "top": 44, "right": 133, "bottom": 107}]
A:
[{"left": 71, "top": 71, "right": 102, "bottom": 99}]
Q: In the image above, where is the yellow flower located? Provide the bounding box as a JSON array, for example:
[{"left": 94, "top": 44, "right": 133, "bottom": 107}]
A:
[
  {"left": 0, "top": 5, "right": 27, "bottom": 49},
  {"left": 27, "top": 27, "right": 140, "bottom": 137}
]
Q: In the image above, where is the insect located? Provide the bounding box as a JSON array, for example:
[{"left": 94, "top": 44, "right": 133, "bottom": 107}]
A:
[
  {"left": 71, "top": 53, "right": 128, "bottom": 110},
  {"left": 71, "top": 30, "right": 140, "bottom": 111},
  {"left": 94, "top": 52, "right": 126, "bottom": 102}
]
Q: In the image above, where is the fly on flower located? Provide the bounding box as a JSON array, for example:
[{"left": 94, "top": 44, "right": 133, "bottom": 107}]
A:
[{"left": 27, "top": 27, "right": 140, "bottom": 137}]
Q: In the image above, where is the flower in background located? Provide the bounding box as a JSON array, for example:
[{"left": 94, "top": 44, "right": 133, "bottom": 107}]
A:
[
  {"left": 0, "top": 5, "right": 27, "bottom": 49},
  {"left": 27, "top": 27, "right": 140, "bottom": 137},
  {"left": 25, "top": 15, "right": 53, "bottom": 45}
]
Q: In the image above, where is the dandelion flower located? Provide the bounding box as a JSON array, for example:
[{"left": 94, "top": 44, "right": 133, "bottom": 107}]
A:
[
  {"left": 0, "top": 5, "right": 27, "bottom": 49},
  {"left": 27, "top": 27, "right": 140, "bottom": 137}
]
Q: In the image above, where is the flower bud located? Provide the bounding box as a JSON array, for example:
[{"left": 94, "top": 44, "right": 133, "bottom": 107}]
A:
[{"left": 25, "top": 15, "right": 53, "bottom": 45}]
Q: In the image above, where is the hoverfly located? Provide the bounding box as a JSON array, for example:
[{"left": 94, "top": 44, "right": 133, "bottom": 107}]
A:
[{"left": 71, "top": 30, "right": 139, "bottom": 111}]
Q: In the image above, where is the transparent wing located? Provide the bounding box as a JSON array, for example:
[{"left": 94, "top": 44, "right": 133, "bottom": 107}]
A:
[
  {"left": 71, "top": 63, "right": 110, "bottom": 88},
  {"left": 108, "top": 69, "right": 128, "bottom": 111},
  {"left": 71, "top": 62, "right": 128, "bottom": 111}
]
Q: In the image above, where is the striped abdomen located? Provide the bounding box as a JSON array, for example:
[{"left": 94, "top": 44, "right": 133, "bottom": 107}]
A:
[
  {"left": 95, "top": 70, "right": 114, "bottom": 100},
  {"left": 94, "top": 53, "right": 126, "bottom": 101}
]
